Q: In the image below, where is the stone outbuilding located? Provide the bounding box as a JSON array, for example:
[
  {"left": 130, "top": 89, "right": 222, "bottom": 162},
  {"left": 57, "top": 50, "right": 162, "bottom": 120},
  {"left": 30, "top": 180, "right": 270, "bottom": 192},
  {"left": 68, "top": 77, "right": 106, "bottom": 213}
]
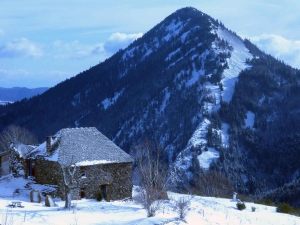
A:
[
  {"left": 12, "top": 127, "right": 133, "bottom": 201},
  {"left": 0, "top": 150, "right": 10, "bottom": 176}
]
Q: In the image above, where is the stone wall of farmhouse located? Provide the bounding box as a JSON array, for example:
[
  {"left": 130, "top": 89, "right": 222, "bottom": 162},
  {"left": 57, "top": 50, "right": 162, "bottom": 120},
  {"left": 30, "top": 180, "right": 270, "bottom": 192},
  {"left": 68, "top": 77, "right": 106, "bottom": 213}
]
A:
[
  {"left": 77, "top": 162, "right": 132, "bottom": 201},
  {"left": 34, "top": 160, "right": 77, "bottom": 199},
  {"left": 33, "top": 159, "right": 132, "bottom": 201},
  {"left": 34, "top": 160, "right": 62, "bottom": 185}
]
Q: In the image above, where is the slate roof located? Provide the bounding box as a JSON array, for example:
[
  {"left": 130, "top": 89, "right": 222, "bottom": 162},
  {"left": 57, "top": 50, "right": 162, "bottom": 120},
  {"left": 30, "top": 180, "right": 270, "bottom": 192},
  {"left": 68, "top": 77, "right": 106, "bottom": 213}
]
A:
[
  {"left": 33, "top": 127, "right": 133, "bottom": 166},
  {"left": 0, "top": 150, "right": 10, "bottom": 157},
  {"left": 9, "top": 142, "right": 35, "bottom": 158}
]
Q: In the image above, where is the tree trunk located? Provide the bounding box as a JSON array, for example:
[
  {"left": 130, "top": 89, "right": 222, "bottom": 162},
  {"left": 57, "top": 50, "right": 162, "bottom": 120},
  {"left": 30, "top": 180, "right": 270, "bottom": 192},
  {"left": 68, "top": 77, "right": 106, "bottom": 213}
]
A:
[{"left": 64, "top": 185, "right": 72, "bottom": 209}]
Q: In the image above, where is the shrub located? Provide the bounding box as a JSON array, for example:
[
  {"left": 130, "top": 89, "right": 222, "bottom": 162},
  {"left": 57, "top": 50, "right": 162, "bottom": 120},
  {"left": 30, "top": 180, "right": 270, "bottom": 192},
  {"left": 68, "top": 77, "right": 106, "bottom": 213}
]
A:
[
  {"left": 189, "top": 171, "right": 234, "bottom": 198},
  {"left": 276, "top": 203, "right": 299, "bottom": 215},
  {"left": 239, "top": 194, "right": 251, "bottom": 202},
  {"left": 236, "top": 202, "right": 246, "bottom": 210},
  {"left": 96, "top": 191, "right": 103, "bottom": 201},
  {"left": 174, "top": 196, "right": 191, "bottom": 220},
  {"left": 255, "top": 198, "right": 275, "bottom": 206}
]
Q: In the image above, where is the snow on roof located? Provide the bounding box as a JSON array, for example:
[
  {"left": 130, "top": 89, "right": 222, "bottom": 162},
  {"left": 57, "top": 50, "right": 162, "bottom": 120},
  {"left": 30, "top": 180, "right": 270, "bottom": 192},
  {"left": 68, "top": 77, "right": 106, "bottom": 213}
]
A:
[
  {"left": 76, "top": 159, "right": 118, "bottom": 166},
  {"left": 0, "top": 149, "right": 10, "bottom": 156},
  {"left": 10, "top": 142, "right": 35, "bottom": 158},
  {"left": 26, "top": 138, "right": 60, "bottom": 161},
  {"left": 31, "top": 127, "right": 132, "bottom": 165}
]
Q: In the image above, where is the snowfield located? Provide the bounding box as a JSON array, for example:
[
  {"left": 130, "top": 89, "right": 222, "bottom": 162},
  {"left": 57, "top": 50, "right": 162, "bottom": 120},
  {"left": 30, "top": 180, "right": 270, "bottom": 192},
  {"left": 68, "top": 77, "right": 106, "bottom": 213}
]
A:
[{"left": 0, "top": 176, "right": 299, "bottom": 225}]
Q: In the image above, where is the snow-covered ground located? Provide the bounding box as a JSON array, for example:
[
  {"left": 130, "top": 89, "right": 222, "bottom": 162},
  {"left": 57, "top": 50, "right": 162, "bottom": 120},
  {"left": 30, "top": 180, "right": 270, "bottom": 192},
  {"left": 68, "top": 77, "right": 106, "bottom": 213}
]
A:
[
  {"left": 244, "top": 111, "right": 255, "bottom": 128},
  {"left": 0, "top": 176, "right": 299, "bottom": 225}
]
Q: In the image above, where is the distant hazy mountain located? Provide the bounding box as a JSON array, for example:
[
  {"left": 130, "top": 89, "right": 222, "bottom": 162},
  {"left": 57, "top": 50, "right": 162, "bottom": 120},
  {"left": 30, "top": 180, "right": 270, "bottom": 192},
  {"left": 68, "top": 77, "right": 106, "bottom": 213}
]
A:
[
  {"left": 1, "top": 7, "right": 300, "bottom": 205},
  {"left": 0, "top": 87, "right": 49, "bottom": 102}
]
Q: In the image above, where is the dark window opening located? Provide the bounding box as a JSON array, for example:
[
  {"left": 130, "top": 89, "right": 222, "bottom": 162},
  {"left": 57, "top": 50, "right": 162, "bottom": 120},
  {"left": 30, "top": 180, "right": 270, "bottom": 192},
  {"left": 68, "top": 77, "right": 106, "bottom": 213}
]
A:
[
  {"left": 80, "top": 168, "right": 86, "bottom": 178},
  {"left": 80, "top": 188, "right": 86, "bottom": 199},
  {"left": 28, "top": 159, "right": 35, "bottom": 177}
]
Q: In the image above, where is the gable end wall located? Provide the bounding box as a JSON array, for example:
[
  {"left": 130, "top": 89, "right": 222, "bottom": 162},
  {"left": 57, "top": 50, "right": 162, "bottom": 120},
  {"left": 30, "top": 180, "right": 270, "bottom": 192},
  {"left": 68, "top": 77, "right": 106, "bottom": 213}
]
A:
[{"left": 77, "top": 162, "right": 132, "bottom": 201}]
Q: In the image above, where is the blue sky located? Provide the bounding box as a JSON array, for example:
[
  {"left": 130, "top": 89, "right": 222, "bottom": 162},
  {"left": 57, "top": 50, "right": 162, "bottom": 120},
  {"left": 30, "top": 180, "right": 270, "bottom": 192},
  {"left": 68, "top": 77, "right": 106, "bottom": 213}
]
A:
[{"left": 0, "top": 0, "right": 299, "bottom": 88}]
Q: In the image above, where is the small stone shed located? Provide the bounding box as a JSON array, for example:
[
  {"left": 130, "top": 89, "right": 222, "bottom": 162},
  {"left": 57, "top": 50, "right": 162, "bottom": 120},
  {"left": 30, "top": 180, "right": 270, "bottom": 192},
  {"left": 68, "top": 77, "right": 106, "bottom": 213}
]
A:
[
  {"left": 0, "top": 150, "right": 10, "bottom": 176},
  {"left": 22, "top": 127, "right": 133, "bottom": 201}
]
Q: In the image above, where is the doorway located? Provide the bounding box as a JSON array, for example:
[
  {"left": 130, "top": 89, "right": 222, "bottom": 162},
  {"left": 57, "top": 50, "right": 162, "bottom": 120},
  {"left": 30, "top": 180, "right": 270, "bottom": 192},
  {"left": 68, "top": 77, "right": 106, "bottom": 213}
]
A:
[
  {"left": 99, "top": 184, "right": 111, "bottom": 202},
  {"left": 80, "top": 188, "right": 86, "bottom": 199},
  {"left": 27, "top": 159, "right": 36, "bottom": 177}
]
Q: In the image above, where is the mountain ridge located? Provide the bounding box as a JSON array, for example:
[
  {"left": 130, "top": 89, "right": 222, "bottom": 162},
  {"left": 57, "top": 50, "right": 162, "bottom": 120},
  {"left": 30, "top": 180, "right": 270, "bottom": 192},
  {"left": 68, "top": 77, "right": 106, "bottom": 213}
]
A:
[
  {"left": 0, "top": 87, "right": 49, "bottom": 102},
  {"left": 0, "top": 7, "right": 299, "bottom": 204}
]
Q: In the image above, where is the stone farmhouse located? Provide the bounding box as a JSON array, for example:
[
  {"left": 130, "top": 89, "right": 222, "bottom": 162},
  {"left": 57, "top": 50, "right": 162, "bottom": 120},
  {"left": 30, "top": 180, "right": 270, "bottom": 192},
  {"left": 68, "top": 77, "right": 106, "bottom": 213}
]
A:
[{"left": 10, "top": 127, "right": 133, "bottom": 201}]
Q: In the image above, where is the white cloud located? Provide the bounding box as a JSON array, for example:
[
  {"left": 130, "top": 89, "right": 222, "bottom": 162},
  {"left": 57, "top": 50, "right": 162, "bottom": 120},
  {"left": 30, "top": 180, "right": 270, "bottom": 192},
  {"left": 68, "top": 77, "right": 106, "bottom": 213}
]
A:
[
  {"left": 0, "top": 69, "right": 31, "bottom": 77},
  {"left": 51, "top": 32, "right": 143, "bottom": 60},
  {"left": 0, "top": 38, "right": 43, "bottom": 58},
  {"left": 104, "top": 32, "right": 143, "bottom": 54},
  {"left": 250, "top": 34, "right": 300, "bottom": 69},
  {"left": 52, "top": 40, "right": 105, "bottom": 60}
]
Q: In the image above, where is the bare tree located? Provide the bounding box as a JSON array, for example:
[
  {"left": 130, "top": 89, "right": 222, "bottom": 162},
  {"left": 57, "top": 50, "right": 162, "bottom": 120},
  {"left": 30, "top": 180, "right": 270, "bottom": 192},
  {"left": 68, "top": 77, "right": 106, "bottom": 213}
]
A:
[
  {"left": 173, "top": 196, "right": 192, "bottom": 220},
  {"left": 132, "top": 139, "right": 170, "bottom": 217},
  {"left": 59, "top": 155, "right": 80, "bottom": 210},
  {"left": 0, "top": 125, "right": 38, "bottom": 152}
]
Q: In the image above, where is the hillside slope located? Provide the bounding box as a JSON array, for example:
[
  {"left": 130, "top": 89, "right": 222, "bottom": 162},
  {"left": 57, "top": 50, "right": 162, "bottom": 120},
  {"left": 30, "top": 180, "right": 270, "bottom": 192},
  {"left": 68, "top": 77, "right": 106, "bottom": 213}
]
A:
[{"left": 0, "top": 7, "right": 300, "bottom": 200}]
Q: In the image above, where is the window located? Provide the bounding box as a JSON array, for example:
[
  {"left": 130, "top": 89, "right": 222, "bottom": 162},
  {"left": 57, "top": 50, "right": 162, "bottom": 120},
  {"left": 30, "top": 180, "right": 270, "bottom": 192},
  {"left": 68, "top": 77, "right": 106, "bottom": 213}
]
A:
[{"left": 80, "top": 168, "right": 86, "bottom": 178}]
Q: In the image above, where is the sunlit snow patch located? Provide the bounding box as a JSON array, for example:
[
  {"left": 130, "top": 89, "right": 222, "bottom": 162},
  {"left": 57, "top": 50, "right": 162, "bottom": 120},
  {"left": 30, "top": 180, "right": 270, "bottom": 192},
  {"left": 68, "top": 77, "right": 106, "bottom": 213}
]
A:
[
  {"left": 244, "top": 111, "right": 255, "bottom": 128},
  {"left": 101, "top": 89, "right": 125, "bottom": 110},
  {"left": 198, "top": 147, "right": 220, "bottom": 169},
  {"left": 221, "top": 122, "right": 230, "bottom": 147},
  {"left": 216, "top": 27, "right": 253, "bottom": 102}
]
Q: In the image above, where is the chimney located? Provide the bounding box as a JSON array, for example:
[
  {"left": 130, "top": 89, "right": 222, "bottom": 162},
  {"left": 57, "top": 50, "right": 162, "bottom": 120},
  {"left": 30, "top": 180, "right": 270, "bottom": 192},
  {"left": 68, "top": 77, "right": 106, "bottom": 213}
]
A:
[{"left": 46, "top": 136, "right": 57, "bottom": 153}]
